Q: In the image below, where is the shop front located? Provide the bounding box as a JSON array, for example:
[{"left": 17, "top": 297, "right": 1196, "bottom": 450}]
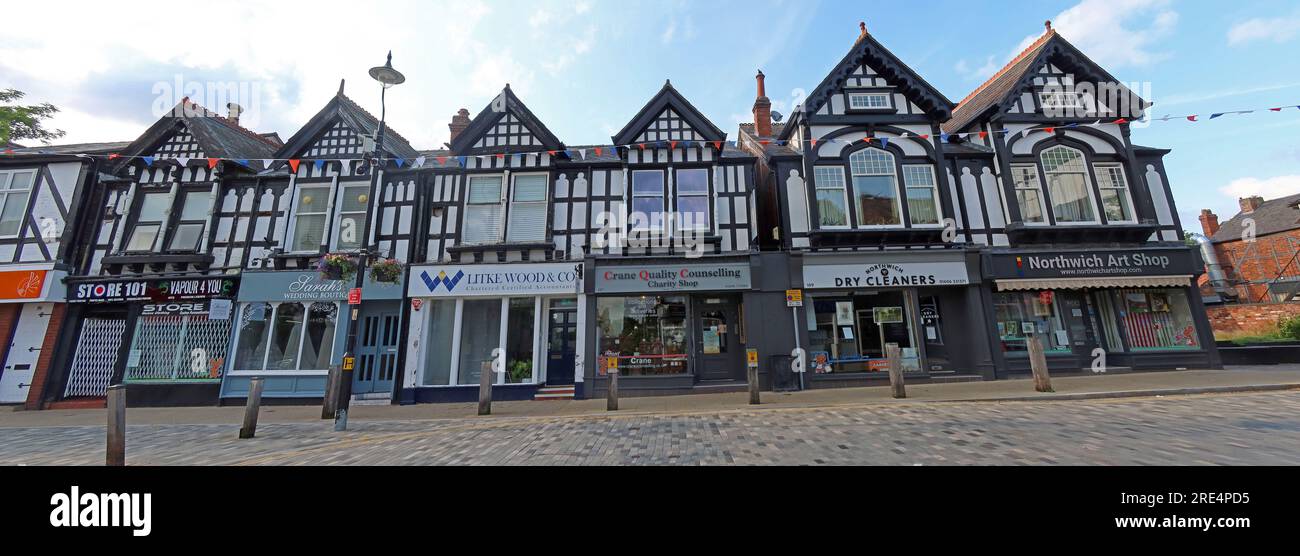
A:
[
  {"left": 401, "top": 261, "right": 584, "bottom": 403},
  {"left": 219, "top": 271, "right": 405, "bottom": 402},
  {"left": 984, "top": 246, "right": 1220, "bottom": 374},
  {"left": 799, "top": 249, "right": 992, "bottom": 385},
  {"left": 0, "top": 267, "right": 68, "bottom": 405},
  {"left": 588, "top": 258, "right": 754, "bottom": 396},
  {"left": 58, "top": 275, "right": 239, "bottom": 406}
]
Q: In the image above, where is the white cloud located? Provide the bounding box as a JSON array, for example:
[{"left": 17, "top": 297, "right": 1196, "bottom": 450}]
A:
[
  {"left": 1228, "top": 15, "right": 1300, "bottom": 46},
  {"left": 661, "top": 20, "right": 677, "bottom": 44},
  {"left": 1220, "top": 175, "right": 1300, "bottom": 200},
  {"left": 954, "top": 56, "right": 1002, "bottom": 81},
  {"left": 1009, "top": 0, "right": 1179, "bottom": 68}
]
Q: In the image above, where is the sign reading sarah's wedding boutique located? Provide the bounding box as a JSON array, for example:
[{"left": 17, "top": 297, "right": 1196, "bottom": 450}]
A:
[
  {"left": 237, "top": 271, "right": 404, "bottom": 302},
  {"left": 407, "top": 262, "right": 582, "bottom": 298}
]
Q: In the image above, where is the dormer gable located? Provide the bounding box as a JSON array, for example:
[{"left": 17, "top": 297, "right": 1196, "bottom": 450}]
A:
[
  {"left": 110, "top": 99, "right": 279, "bottom": 174},
  {"left": 612, "top": 80, "right": 725, "bottom": 146},
  {"left": 449, "top": 85, "right": 564, "bottom": 155},
  {"left": 802, "top": 23, "right": 954, "bottom": 123},
  {"left": 275, "top": 81, "right": 420, "bottom": 163}
]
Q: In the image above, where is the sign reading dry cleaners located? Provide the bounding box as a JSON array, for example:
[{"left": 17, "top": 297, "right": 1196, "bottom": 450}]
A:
[
  {"left": 596, "top": 263, "right": 752, "bottom": 293},
  {"left": 408, "top": 262, "right": 582, "bottom": 298},
  {"left": 804, "top": 261, "right": 970, "bottom": 289}
]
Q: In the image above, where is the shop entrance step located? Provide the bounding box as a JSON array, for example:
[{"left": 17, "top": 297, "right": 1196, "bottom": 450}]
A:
[{"left": 535, "top": 385, "right": 576, "bottom": 400}]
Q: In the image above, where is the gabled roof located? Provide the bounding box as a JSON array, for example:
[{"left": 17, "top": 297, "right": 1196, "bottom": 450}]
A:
[
  {"left": 1212, "top": 193, "right": 1300, "bottom": 243},
  {"left": 109, "top": 99, "right": 280, "bottom": 173},
  {"left": 803, "top": 24, "right": 954, "bottom": 121},
  {"left": 11, "top": 141, "right": 132, "bottom": 155},
  {"left": 612, "top": 80, "right": 726, "bottom": 145},
  {"left": 275, "top": 81, "right": 419, "bottom": 160},
  {"left": 449, "top": 85, "right": 564, "bottom": 154},
  {"left": 944, "top": 25, "right": 1147, "bottom": 133}
]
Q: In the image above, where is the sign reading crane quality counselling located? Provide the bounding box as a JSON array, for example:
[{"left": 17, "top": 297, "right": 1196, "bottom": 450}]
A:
[
  {"left": 596, "top": 263, "right": 752, "bottom": 293},
  {"left": 408, "top": 262, "right": 582, "bottom": 298},
  {"left": 804, "top": 261, "right": 970, "bottom": 289}
]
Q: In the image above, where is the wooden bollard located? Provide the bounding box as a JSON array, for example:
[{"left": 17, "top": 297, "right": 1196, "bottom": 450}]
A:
[
  {"left": 478, "top": 360, "right": 493, "bottom": 416},
  {"left": 321, "top": 367, "right": 338, "bottom": 419},
  {"left": 1027, "top": 334, "right": 1054, "bottom": 392},
  {"left": 239, "top": 377, "right": 265, "bottom": 439},
  {"left": 607, "top": 369, "right": 619, "bottom": 411},
  {"left": 106, "top": 384, "right": 126, "bottom": 466},
  {"left": 885, "top": 344, "right": 906, "bottom": 399},
  {"left": 747, "top": 365, "right": 760, "bottom": 405}
]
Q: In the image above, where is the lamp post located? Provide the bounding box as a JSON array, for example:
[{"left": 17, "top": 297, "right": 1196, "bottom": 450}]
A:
[{"left": 334, "top": 51, "right": 405, "bottom": 431}]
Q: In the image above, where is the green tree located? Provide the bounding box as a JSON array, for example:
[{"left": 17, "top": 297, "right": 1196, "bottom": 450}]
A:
[{"left": 1, "top": 89, "right": 66, "bottom": 146}]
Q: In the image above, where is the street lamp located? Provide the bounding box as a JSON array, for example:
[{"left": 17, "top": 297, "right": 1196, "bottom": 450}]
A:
[{"left": 334, "top": 51, "right": 404, "bottom": 431}]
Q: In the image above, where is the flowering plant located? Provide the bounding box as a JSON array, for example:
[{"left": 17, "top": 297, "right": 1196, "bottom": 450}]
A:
[
  {"left": 317, "top": 253, "right": 357, "bottom": 281},
  {"left": 369, "top": 258, "right": 404, "bottom": 283}
]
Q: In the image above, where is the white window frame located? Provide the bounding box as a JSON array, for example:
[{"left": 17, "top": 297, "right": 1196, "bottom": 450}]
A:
[
  {"left": 289, "top": 184, "right": 332, "bottom": 253},
  {"left": 1093, "top": 163, "right": 1137, "bottom": 224},
  {"left": 226, "top": 301, "right": 340, "bottom": 376},
  {"left": 847, "top": 92, "right": 892, "bottom": 110},
  {"left": 506, "top": 172, "right": 549, "bottom": 243},
  {"left": 418, "top": 296, "right": 549, "bottom": 387},
  {"left": 1040, "top": 146, "right": 1100, "bottom": 225},
  {"left": 1010, "top": 164, "right": 1049, "bottom": 226},
  {"left": 1039, "top": 90, "right": 1082, "bottom": 111},
  {"left": 124, "top": 191, "right": 171, "bottom": 253},
  {"left": 332, "top": 183, "right": 370, "bottom": 251},
  {"left": 166, "top": 189, "right": 210, "bottom": 252},
  {"left": 901, "top": 165, "right": 942, "bottom": 228},
  {"left": 0, "top": 169, "right": 34, "bottom": 239},
  {"left": 672, "top": 167, "right": 711, "bottom": 234},
  {"left": 813, "top": 166, "right": 850, "bottom": 230},
  {"left": 629, "top": 169, "right": 667, "bottom": 234},
  {"left": 463, "top": 174, "right": 506, "bottom": 245},
  {"left": 849, "top": 148, "right": 904, "bottom": 229}
]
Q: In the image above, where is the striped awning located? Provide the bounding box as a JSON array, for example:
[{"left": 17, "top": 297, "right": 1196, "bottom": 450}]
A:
[{"left": 996, "top": 275, "right": 1193, "bottom": 291}]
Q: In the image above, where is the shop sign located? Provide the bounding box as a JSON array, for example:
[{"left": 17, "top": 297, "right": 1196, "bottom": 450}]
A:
[
  {"left": 348, "top": 287, "right": 362, "bottom": 305},
  {"left": 989, "top": 249, "right": 1199, "bottom": 279},
  {"left": 141, "top": 301, "right": 211, "bottom": 316},
  {"left": 595, "top": 263, "right": 751, "bottom": 293},
  {"left": 803, "top": 261, "right": 970, "bottom": 289},
  {"left": 69, "top": 277, "right": 238, "bottom": 303},
  {"left": 237, "top": 271, "right": 404, "bottom": 302},
  {"left": 408, "top": 262, "right": 582, "bottom": 298},
  {"left": 0, "top": 269, "right": 47, "bottom": 300}
]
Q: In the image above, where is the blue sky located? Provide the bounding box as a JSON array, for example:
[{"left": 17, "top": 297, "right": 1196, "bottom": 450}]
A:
[{"left": 3, "top": 0, "right": 1299, "bottom": 232}]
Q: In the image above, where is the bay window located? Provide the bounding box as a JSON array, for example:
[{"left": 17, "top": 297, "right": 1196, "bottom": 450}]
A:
[
  {"left": 506, "top": 174, "right": 548, "bottom": 242},
  {"left": 291, "top": 185, "right": 330, "bottom": 252},
  {"left": 1094, "top": 164, "right": 1136, "bottom": 223},
  {"left": 902, "top": 165, "right": 940, "bottom": 225},
  {"left": 674, "top": 168, "right": 710, "bottom": 232},
  {"left": 1040, "top": 146, "right": 1097, "bottom": 223},
  {"left": 1011, "top": 164, "right": 1048, "bottom": 224},
  {"left": 849, "top": 148, "right": 901, "bottom": 226},
  {"left": 813, "top": 166, "right": 849, "bottom": 228},
  {"left": 125, "top": 193, "right": 170, "bottom": 252},
  {"left": 0, "top": 170, "right": 34, "bottom": 238},
  {"left": 630, "top": 170, "right": 666, "bottom": 232}
]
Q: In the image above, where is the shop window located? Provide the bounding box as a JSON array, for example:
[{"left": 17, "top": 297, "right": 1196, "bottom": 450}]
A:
[
  {"left": 1010, "top": 164, "right": 1048, "bottom": 224},
  {"left": 1094, "top": 292, "right": 1126, "bottom": 353},
  {"left": 0, "top": 169, "right": 34, "bottom": 238},
  {"left": 256, "top": 301, "right": 340, "bottom": 371},
  {"left": 124, "top": 311, "right": 232, "bottom": 382},
  {"left": 902, "top": 165, "right": 940, "bottom": 225},
  {"left": 291, "top": 186, "right": 330, "bottom": 252},
  {"left": 505, "top": 298, "right": 536, "bottom": 383},
  {"left": 630, "top": 170, "right": 666, "bottom": 232},
  {"left": 806, "top": 292, "right": 918, "bottom": 373},
  {"left": 993, "top": 291, "right": 1071, "bottom": 354},
  {"left": 301, "top": 303, "right": 338, "bottom": 370},
  {"left": 1040, "top": 146, "right": 1098, "bottom": 223},
  {"left": 1094, "top": 164, "right": 1136, "bottom": 223},
  {"left": 597, "top": 296, "right": 688, "bottom": 376},
  {"left": 457, "top": 298, "right": 502, "bottom": 384},
  {"left": 1118, "top": 289, "right": 1200, "bottom": 350},
  {"left": 335, "top": 184, "right": 369, "bottom": 251},
  {"left": 675, "top": 168, "right": 711, "bottom": 232},
  {"left": 849, "top": 148, "right": 901, "bottom": 226},
  {"left": 233, "top": 302, "right": 271, "bottom": 369},
  {"left": 813, "top": 166, "right": 849, "bottom": 228},
  {"left": 421, "top": 299, "right": 457, "bottom": 386}
]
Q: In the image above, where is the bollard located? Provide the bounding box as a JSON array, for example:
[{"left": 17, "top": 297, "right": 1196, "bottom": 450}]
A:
[
  {"left": 885, "top": 344, "right": 906, "bottom": 399},
  {"left": 321, "top": 367, "right": 338, "bottom": 419},
  {"left": 607, "top": 369, "right": 619, "bottom": 411},
  {"left": 106, "top": 384, "right": 126, "bottom": 466},
  {"left": 1027, "top": 334, "right": 1054, "bottom": 393},
  {"left": 239, "top": 377, "right": 265, "bottom": 439},
  {"left": 747, "top": 365, "right": 760, "bottom": 405},
  {"left": 478, "top": 360, "right": 493, "bottom": 416}
]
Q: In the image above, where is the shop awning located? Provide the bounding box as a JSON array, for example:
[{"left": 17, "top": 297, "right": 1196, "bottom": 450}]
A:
[{"left": 995, "top": 275, "right": 1193, "bottom": 291}]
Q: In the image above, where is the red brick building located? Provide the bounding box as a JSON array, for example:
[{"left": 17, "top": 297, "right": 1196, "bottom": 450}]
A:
[{"left": 1200, "top": 194, "right": 1300, "bottom": 302}]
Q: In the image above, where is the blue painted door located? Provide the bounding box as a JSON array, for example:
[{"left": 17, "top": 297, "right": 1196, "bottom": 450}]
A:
[
  {"left": 545, "top": 307, "right": 577, "bottom": 385},
  {"left": 353, "top": 312, "right": 400, "bottom": 395}
]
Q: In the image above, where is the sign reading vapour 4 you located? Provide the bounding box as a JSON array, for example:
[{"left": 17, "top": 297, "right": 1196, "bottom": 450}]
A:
[
  {"left": 987, "top": 248, "right": 1201, "bottom": 279},
  {"left": 68, "top": 277, "right": 238, "bottom": 303},
  {"left": 407, "top": 262, "right": 582, "bottom": 298},
  {"left": 595, "top": 263, "right": 752, "bottom": 293}
]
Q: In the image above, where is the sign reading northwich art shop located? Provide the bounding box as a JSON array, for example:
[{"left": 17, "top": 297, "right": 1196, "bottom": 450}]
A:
[
  {"left": 408, "top": 262, "right": 582, "bottom": 298},
  {"left": 595, "top": 263, "right": 752, "bottom": 293},
  {"left": 803, "top": 261, "right": 970, "bottom": 289},
  {"left": 989, "top": 248, "right": 1200, "bottom": 279}
]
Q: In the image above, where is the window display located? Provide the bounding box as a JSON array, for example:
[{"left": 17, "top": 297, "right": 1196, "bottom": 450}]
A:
[
  {"left": 597, "top": 296, "right": 688, "bottom": 376},
  {"left": 994, "top": 291, "right": 1070, "bottom": 354},
  {"left": 806, "top": 292, "right": 918, "bottom": 373},
  {"left": 1119, "top": 289, "right": 1199, "bottom": 349}
]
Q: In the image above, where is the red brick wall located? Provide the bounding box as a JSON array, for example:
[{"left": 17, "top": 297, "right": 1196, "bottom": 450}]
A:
[
  {"left": 0, "top": 304, "right": 21, "bottom": 381},
  {"left": 1206, "top": 302, "right": 1300, "bottom": 337},
  {"left": 24, "top": 303, "right": 65, "bottom": 410},
  {"left": 1214, "top": 229, "right": 1300, "bottom": 302}
]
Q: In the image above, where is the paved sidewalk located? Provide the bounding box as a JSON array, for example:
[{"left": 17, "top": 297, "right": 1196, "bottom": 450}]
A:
[{"left": 3, "top": 365, "right": 1299, "bottom": 428}]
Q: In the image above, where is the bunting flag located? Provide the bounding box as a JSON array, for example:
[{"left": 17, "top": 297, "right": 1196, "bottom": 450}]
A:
[
  {"left": 108, "top": 153, "right": 120, "bottom": 160},
  {"left": 141, "top": 156, "right": 154, "bottom": 167},
  {"left": 236, "top": 159, "right": 249, "bottom": 167},
  {"left": 395, "top": 158, "right": 406, "bottom": 168},
  {"left": 879, "top": 137, "right": 889, "bottom": 149},
  {"left": 457, "top": 156, "right": 467, "bottom": 167},
  {"left": 288, "top": 159, "right": 300, "bottom": 172},
  {"left": 207, "top": 158, "right": 219, "bottom": 169},
  {"left": 413, "top": 155, "right": 426, "bottom": 168},
  {"left": 436, "top": 156, "right": 448, "bottom": 166},
  {"left": 313, "top": 159, "right": 325, "bottom": 171},
  {"left": 594, "top": 147, "right": 603, "bottom": 157},
  {"left": 176, "top": 157, "right": 191, "bottom": 167},
  {"left": 262, "top": 159, "right": 275, "bottom": 169}
]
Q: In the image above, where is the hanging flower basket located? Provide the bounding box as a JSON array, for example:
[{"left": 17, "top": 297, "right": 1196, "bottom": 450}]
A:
[
  {"left": 369, "top": 258, "right": 404, "bottom": 284},
  {"left": 317, "top": 253, "right": 358, "bottom": 281}
]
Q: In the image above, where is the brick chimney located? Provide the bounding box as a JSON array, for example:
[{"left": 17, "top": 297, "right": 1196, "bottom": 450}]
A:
[
  {"left": 1238, "top": 195, "right": 1265, "bottom": 214},
  {"left": 448, "top": 108, "right": 471, "bottom": 143},
  {"left": 752, "top": 70, "right": 772, "bottom": 138},
  {"left": 1199, "top": 209, "right": 1220, "bottom": 237},
  {"left": 226, "top": 103, "right": 243, "bottom": 126}
]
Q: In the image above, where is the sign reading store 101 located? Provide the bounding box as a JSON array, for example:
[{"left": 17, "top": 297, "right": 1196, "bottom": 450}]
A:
[{"left": 70, "top": 278, "right": 237, "bottom": 303}]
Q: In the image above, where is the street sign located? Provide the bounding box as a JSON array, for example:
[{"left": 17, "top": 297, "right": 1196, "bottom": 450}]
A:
[
  {"left": 785, "top": 289, "right": 803, "bottom": 307},
  {"left": 342, "top": 356, "right": 355, "bottom": 371},
  {"left": 746, "top": 348, "right": 759, "bottom": 368},
  {"left": 348, "top": 287, "right": 362, "bottom": 305},
  {"left": 605, "top": 356, "right": 619, "bottom": 375}
]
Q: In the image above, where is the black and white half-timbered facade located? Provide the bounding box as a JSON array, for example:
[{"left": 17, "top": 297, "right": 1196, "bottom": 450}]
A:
[
  {"left": 46, "top": 101, "right": 280, "bottom": 406},
  {"left": 0, "top": 143, "right": 121, "bottom": 407},
  {"left": 942, "top": 23, "right": 1218, "bottom": 375},
  {"left": 218, "top": 84, "right": 420, "bottom": 403}
]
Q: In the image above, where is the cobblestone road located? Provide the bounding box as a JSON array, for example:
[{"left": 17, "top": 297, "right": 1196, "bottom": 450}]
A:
[{"left": 3, "top": 391, "right": 1298, "bottom": 465}]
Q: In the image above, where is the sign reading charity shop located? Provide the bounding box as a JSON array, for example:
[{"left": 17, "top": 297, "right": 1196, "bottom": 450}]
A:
[
  {"left": 804, "top": 261, "right": 970, "bottom": 289},
  {"left": 595, "top": 263, "right": 751, "bottom": 293},
  {"left": 408, "top": 262, "right": 582, "bottom": 298}
]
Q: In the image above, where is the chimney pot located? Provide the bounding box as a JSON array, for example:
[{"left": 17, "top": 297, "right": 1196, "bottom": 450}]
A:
[
  {"left": 1238, "top": 196, "right": 1265, "bottom": 214},
  {"left": 752, "top": 70, "right": 772, "bottom": 138},
  {"left": 1199, "top": 209, "right": 1220, "bottom": 237},
  {"left": 226, "top": 102, "right": 244, "bottom": 125},
  {"left": 449, "top": 108, "right": 471, "bottom": 143},
  {"left": 1045, "top": 20, "right": 1053, "bottom": 33}
]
